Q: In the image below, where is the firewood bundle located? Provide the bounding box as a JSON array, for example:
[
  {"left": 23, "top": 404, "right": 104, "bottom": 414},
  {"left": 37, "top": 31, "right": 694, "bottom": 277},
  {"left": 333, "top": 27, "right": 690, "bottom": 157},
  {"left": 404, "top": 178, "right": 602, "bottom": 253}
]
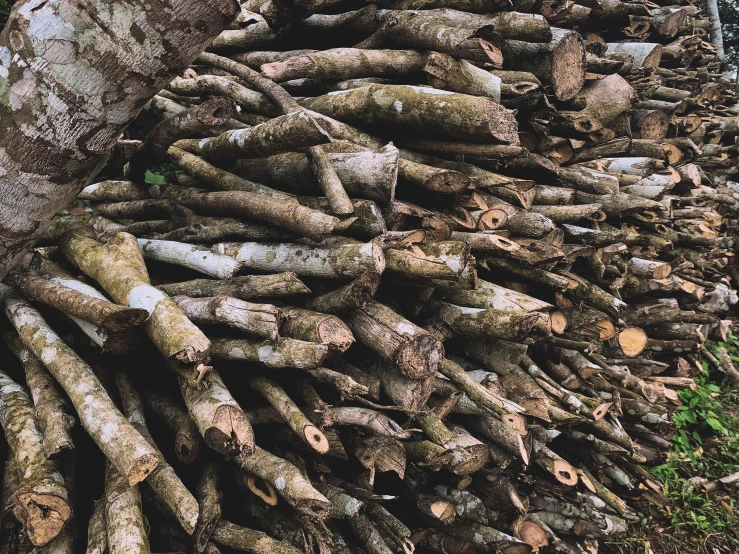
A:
[{"left": 0, "top": 1, "right": 737, "bottom": 554}]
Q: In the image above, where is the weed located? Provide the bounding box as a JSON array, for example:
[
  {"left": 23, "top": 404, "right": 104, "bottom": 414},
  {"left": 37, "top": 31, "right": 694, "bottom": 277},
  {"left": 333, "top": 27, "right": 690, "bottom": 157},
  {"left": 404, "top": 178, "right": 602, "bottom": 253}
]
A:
[{"left": 604, "top": 333, "right": 739, "bottom": 554}]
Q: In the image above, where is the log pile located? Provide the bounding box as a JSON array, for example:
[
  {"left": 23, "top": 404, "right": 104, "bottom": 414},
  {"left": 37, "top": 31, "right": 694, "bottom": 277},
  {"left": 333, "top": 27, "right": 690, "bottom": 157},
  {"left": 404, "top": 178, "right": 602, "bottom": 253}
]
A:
[{"left": 0, "top": 1, "right": 738, "bottom": 553}]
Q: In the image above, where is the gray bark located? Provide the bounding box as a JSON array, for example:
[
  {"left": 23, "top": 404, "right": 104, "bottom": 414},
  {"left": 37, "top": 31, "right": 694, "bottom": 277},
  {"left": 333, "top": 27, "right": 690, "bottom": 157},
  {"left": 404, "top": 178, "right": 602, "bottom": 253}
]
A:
[{"left": 0, "top": 0, "right": 240, "bottom": 278}]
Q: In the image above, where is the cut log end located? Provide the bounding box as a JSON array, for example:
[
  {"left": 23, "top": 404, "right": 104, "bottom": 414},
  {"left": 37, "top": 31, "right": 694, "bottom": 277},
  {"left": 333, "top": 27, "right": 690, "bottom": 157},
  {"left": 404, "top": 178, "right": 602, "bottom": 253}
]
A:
[
  {"left": 395, "top": 335, "right": 444, "bottom": 379},
  {"left": 206, "top": 405, "right": 255, "bottom": 457},
  {"left": 596, "top": 319, "right": 616, "bottom": 341},
  {"left": 550, "top": 311, "right": 568, "bottom": 334},
  {"left": 318, "top": 319, "right": 355, "bottom": 355},
  {"left": 553, "top": 459, "right": 579, "bottom": 486},
  {"left": 246, "top": 475, "right": 279, "bottom": 506},
  {"left": 520, "top": 521, "right": 548, "bottom": 550},
  {"left": 100, "top": 307, "right": 150, "bottom": 330},
  {"left": 425, "top": 171, "right": 471, "bottom": 194},
  {"left": 126, "top": 452, "right": 161, "bottom": 486},
  {"left": 551, "top": 32, "right": 586, "bottom": 101},
  {"left": 176, "top": 433, "right": 201, "bottom": 464},
  {"left": 429, "top": 500, "right": 456, "bottom": 523},
  {"left": 303, "top": 424, "right": 331, "bottom": 454},
  {"left": 15, "top": 491, "right": 72, "bottom": 547},
  {"left": 619, "top": 327, "right": 648, "bottom": 357}
]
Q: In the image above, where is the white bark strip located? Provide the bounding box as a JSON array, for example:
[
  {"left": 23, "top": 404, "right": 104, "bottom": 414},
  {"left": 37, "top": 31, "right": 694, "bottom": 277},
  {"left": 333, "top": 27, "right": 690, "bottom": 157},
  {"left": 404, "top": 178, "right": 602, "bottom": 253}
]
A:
[{"left": 138, "top": 238, "right": 244, "bottom": 279}]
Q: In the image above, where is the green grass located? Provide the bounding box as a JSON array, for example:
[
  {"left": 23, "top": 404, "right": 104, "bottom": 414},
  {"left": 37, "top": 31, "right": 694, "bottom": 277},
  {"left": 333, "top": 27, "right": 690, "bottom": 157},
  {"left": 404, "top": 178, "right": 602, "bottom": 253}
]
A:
[{"left": 605, "top": 332, "right": 739, "bottom": 554}]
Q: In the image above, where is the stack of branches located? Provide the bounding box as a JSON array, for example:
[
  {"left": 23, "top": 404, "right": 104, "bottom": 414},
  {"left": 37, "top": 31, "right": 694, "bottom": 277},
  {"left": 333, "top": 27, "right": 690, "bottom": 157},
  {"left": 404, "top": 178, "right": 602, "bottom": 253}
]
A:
[{"left": 0, "top": 0, "right": 737, "bottom": 553}]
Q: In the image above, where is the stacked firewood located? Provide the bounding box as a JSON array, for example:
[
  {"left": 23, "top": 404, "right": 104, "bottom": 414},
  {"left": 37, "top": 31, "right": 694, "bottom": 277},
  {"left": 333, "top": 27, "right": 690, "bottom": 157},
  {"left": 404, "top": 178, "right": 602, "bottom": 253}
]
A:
[{"left": 0, "top": 1, "right": 737, "bottom": 553}]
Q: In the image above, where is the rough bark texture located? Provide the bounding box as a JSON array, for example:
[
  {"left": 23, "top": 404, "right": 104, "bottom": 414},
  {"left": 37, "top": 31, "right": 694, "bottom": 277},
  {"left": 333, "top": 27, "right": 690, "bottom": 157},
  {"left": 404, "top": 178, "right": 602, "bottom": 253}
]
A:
[
  {"left": 0, "top": 0, "right": 240, "bottom": 278},
  {"left": 0, "top": 285, "right": 161, "bottom": 486},
  {"left": 0, "top": 369, "right": 70, "bottom": 546},
  {"left": 59, "top": 228, "right": 211, "bottom": 367},
  {"left": 5, "top": 333, "right": 75, "bottom": 458}
]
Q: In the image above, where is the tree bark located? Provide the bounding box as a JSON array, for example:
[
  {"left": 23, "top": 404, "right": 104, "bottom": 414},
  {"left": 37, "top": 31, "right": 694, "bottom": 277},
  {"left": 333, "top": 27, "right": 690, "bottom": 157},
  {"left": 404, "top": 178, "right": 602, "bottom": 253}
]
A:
[
  {"left": 705, "top": 0, "right": 725, "bottom": 60},
  {"left": 0, "top": 0, "right": 240, "bottom": 279}
]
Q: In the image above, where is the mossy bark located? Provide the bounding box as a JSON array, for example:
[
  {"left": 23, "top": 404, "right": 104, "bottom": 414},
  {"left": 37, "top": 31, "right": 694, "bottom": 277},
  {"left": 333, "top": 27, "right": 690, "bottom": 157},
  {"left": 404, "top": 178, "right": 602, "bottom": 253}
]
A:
[
  {"left": 6, "top": 271, "right": 149, "bottom": 331},
  {"left": 179, "top": 370, "right": 254, "bottom": 457},
  {"left": 59, "top": 229, "right": 211, "bottom": 367},
  {"left": 173, "top": 296, "right": 280, "bottom": 341},
  {"left": 216, "top": 240, "right": 385, "bottom": 279},
  {"left": 5, "top": 334, "right": 75, "bottom": 458},
  {"left": 299, "top": 84, "right": 518, "bottom": 144},
  {"left": 0, "top": 369, "right": 71, "bottom": 546},
  {"left": 137, "top": 239, "right": 244, "bottom": 280},
  {"left": 0, "top": 286, "right": 161, "bottom": 486},
  {"left": 141, "top": 389, "right": 204, "bottom": 465},
  {"left": 157, "top": 273, "right": 310, "bottom": 301},
  {"left": 104, "top": 461, "right": 150, "bottom": 554},
  {"left": 346, "top": 298, "right": 444, "bottom": 379},
  {"left": 211, "top": 337, "right": 328, "bottom": 369},
  {"left": 115, "top": 373, "right": 200, "bottom": 535},
  {"left": 234, "top": 448, "right": 331, "bottom": 518}
]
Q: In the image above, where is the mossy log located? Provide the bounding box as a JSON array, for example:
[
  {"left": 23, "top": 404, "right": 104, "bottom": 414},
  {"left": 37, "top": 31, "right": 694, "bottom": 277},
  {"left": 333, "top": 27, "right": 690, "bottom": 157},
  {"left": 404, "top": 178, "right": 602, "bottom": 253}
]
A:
[
  {"left": 115, "top": 373, "right": 200, "bottom": 535},
  {"left": 141, "top": 390, "right": 204, "bottom": 465},
  {"left": 423, "top": 300, "right": 552, "bottom": 344},
  {"left": 176, "top": 110, "right": 331, "bottom": 163},
  {"left": 261, "top": 48, "right": 425, "bottom": 82},
  {"left": 279, "top": 306, "right": 354, "bottom": 356},
  {"left": 5, "top": 334, "right": 75, "bottom": 459},
  {"left": 179, "top": 370, "right": 255, "bottom": 457},
  {"left": 157, "top": 273, "right": 310, "bottom": 301},
  {"left": 173, "top": 296, "right": 280, "bottom": 341},
  {"left": 59, "top": 229, "right": 211, "bottom": 367},
  {"left": 385, "top": 241, "right": 477, "bottom": 289},
  {"left": 299, "top": 85, "right": 518, "bottom": 144},
  {"left": 215, "top": 240, "right": 384, "bottom": 279},
  {"left": 6, "top": 271, "right": 149, "bottom": 332},
  {"left": 234, "top": 145, "right": 398, "bottom": 205},
  {"left": 345, "top": 299, "right": 444, "bottom": 379},
  {"left": 211, "top": 337, "right": 328, "bottom": 369},
  {"left": 0, "top": 369, "right": 71, "bottom": 546},
  {"left": 1, "top": 286, "right": 161, "bottom": 486},
  {"left": 104, "top": 461, "right": 150, "bottom": 554},
  {"left": 234, "top": 448, "right": 331, "bottom": 518},
  {"left": 355, "top": 10, "right": 502, "bottom": 63}
]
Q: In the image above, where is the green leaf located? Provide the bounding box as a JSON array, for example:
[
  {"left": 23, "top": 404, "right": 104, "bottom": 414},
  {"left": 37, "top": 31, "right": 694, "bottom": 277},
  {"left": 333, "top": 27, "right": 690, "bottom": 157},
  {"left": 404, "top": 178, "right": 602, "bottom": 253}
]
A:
[{"left": 145, "top": 170, "right": 167, "bottom": 185}]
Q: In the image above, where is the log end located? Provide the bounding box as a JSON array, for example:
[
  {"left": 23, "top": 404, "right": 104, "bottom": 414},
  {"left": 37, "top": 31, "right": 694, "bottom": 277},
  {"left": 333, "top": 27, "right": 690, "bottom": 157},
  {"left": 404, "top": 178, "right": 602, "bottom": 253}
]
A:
[
  {"left": 395, "top": 334, "right": 444, "bottom": 379},
  {"left": 520, "top": 520, "right": 548, "bottom": 550},
  {"left": 552, "top": 458, "right": 579, "bottom": 486},
  {"left": 425, "top": 171, "right": 471, "bottom": 195},
  {"left": 485, "top": 100, "right": 520, "bottom": 145},
  {"left": 551, "top": 31, "right": 586, "bottom": 101},
  {"left": 101, "top": 307, "right": 150, "bottom": 331},
  {"left": 15, "top": 490, "right": 72, "bottom": 547},
  {"left": 550, "top": 311, "right": 568, "bottom": 334},
  {"left": 246, "top": 475, "right": 279, "bottom": 506},
  {"left": 207, "top": 405, "right": 256, "bottom": 457},
  {"left": 175, "top": 431, "right": 203, "bottom": 464},
  {"left": 618, "top": 327, "right": 648, "bottom": 357},
  {"left": 127, "top": 452, "right": 162, "bottom": 485},
  {"left": 303, "top": 424, "right": 331, "bottom": 454}
]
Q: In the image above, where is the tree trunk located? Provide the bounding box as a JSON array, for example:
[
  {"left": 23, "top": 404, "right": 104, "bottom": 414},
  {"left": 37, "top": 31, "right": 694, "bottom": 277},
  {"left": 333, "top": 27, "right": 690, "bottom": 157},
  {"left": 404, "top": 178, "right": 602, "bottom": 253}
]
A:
[
  {"left": 705, "top": 0, "right": 725, "bottom": 61},
  {"left": 0, "top": 0, "right": 239, "bottom": 278}
]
